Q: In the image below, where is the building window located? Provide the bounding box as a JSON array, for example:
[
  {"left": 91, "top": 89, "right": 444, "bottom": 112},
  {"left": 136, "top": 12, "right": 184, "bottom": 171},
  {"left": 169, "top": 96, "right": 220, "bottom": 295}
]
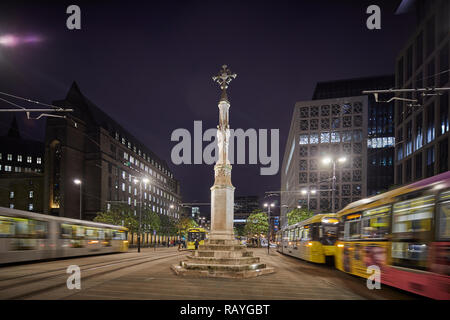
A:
[
  {"left": 7, "top": 154, "right": 12, "bottom": 161},
  {"left": 10, "top": 191, "right": 14, "bottom": 199},
  {"left": 29, "top": 191, "right": 33, "bottom": 199},
  {"left": 397, "top": 143, "right": 404, "bottom": 161},
  {"left": 426, "top": 103, "right": 435, "bottom": 144},
  {"left": 416, "top": 31, "right": 423, "bottom": 68},
  {"left": 310, "top": 134, "right": 319, "bottom": 144},
  {"left": 416, "top": 112, "right": 423, "bottom": 150},
  {"left": 406, "top": 121, "right": 413, "bottom": 156},
  {"left": 415, "top": 153, "right": 423, "bottom": 180},
  {"left": 27, "top": 156, "right": 32, "bottom": 163},
  {"left": 426, "top": 146, "right": 435, "bottom": 177},
  {"left": 37, "top": 157, "right": 42, "bottom": 164},
  {"left": 28, "top": 204, "right": 33, "bottom": 211},
  {"left": 426, "top": 16, "right": 435, "bottom": 56},
  {"left": 17, "top": 155, "right": 22, "bottom": 162},
  {"left": 320, "top": 132, "right": 330, "bottom": 143},
  {"left": 299, "top": 135, "right": 308, "bottom": 145},
  {"left": 9, "top": 204, "right": 14, "bottom": 209},
  {"left": 439, "top": 139, "right": 448, "bottom": 173},
  {"left": 5, "top": 165, "right": 11, "bottom": 172},
  {"left": 405, "top": 159, "right": 412, "bottom": 183},
  {"left": 440, "top": 93, "right": 449, "bottom": 135},
  {"left": 397, "top": 164, "right": 403, "bottom": 184}
]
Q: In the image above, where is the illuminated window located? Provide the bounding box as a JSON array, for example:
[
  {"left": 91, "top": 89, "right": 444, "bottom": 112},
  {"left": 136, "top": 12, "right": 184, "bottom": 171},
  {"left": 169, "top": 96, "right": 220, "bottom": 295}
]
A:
[
  {"left": 310, "top": 134, "right": 319, "bottom": 144},
  {"left": 299, "top": 135, "right": 308, "bottom": 145},
  {"left": 17, "top": 155, "right": 22, "bottom": 162},
  {"left": 29, "top": 191, "right": 33, "bottom": 199},
  {"left": 331, "top": 132, "right": 340, "bottom": 143},
  {"left": 320, "top": 132, "right": 330, "bottom": 143},
  {"left": 37, "top": 157, "right": 41, "bottom": 164},
  {"left": 7, "top": 154, "right": 12, "bottom": 161},
  {"left": 28, "top": 204, "right": 33, "bottom": 211},
  {"left": 10, "top": 191, "right": 14, "bottom": 199}
]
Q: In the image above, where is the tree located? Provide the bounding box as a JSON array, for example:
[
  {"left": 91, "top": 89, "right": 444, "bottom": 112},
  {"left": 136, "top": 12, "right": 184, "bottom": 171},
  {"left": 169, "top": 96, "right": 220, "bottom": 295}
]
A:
[
  {"left": 159, "top": 215, "right": 177, "bottom": 243},
  {"left": 234, "top": 224, "right": 246, "bottom": 238},
  {"left": 244, "top": 210, "right": 268, "bottom": 247},
  {"left": 141, "top": 208, "right": 160, "bottom": 242},
  {"left": 286, "top": 207, "right": 314, "bottom": 226},
  {"left": 141, "top": 208, "right": 160, "bottom": 233},
  {"left": 176, "top": 217, "right": 198, "bottom": 238},
  {"left": 94, "top": 203, "right": 138, "bottom": 241}
]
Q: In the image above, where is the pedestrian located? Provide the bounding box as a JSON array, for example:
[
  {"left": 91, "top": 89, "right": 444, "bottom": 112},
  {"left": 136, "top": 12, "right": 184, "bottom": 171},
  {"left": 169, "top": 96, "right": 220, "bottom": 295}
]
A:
[
  {"left": 178, "top": 240, "right": 182, "bottom": 251},
  {"left": 194, "top": 238, "right": 199, "bottom": 250}
]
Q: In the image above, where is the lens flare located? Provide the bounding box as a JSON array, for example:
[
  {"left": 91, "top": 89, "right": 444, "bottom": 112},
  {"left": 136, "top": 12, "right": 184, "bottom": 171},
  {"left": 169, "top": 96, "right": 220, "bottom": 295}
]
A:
[{"left": 0, "top": 34, "right": 42, "bottom": 47}]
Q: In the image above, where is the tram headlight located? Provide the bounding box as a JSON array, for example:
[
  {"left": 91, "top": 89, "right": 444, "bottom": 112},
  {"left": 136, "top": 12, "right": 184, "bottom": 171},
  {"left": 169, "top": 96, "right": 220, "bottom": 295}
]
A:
[
  {"left": 337, "top": 243, "right": 344, "bottom": 248},
  {"left": 307, "top": 242, "right": 313, "bottom": 246}
]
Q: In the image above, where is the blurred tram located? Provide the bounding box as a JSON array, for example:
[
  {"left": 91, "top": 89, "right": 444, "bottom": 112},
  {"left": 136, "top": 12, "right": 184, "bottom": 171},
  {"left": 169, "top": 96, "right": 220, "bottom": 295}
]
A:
[
  {"left": 186, "top": 227, "right": 207, "bottom": 250},
  {"left": 335, "top": 171, "right": 450, "bottom": 299},
  {"left": 276, "top": 214, "right": 339, "bottom": 264},
  {"left": 0, "top": 207, "right": 129, "bottom": 265}
]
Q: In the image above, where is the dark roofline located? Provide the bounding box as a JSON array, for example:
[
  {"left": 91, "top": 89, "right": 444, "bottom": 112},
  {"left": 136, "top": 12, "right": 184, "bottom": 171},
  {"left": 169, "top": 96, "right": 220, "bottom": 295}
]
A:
[
  {"left": 55, "top": 82, "right": 171, "bottom": 173},
  {"left": 314, "top": 74, "right": 395, "bottom": 87}
]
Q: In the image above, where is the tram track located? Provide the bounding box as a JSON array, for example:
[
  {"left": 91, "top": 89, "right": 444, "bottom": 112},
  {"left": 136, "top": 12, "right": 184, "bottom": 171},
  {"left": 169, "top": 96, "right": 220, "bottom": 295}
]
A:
[
  {"left": 0, "top": 251, "right": 176, "bottom": 285},
  {"left": 1, "top": 251, "right": 188, "bottom": 300}
]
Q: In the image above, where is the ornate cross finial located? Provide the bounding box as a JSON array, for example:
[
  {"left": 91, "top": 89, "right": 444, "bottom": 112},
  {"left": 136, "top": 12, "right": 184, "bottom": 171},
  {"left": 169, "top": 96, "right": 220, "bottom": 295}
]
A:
[{"left": 212, "top": 65, "right": 237, "bottom": 91}]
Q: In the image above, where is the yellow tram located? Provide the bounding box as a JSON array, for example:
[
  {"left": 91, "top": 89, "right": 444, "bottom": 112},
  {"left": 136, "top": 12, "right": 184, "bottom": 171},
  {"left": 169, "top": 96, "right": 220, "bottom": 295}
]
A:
[
  {"left": 334, "top": 171, "right": 450, "bottom": 299},
  {"left": 277, "top": 214, "right": 339, "bottom": 264},
  {"left": 186, "top": 227, "right": 207, "bottom": 250}
]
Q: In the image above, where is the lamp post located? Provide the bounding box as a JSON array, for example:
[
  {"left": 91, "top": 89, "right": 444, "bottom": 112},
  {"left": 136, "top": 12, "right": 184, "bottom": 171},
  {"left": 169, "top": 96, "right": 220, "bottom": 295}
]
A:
[
  {"left": 322, "top": 156, "right": 346, "bottom": 213},
  {"left": 300, "top": 189, "right": 317, "bottom": 211},
  {"left": 134, "top": 177, "right": 149, "bottom": 253},
  {"left": 263, "top": 202, "right": 275, "bottom": 255},
  {"left": 74, "top": 179, "right": 82, "bottom": 220}
]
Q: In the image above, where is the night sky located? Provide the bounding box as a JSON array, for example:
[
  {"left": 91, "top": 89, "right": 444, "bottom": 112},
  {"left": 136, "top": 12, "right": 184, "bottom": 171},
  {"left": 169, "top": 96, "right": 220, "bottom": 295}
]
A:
[{"left": 0, "top": 0, "right": 415, "bottom": 214}]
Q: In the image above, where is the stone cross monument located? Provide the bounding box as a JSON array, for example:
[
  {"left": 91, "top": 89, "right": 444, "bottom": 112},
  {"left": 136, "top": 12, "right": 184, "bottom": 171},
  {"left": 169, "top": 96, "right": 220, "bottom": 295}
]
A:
[
  {"left": 171, "top": 65, "right": 274, "bottom": 278},
  {"left": 210, "top": 65, "right": 236, "bottom": 240}
]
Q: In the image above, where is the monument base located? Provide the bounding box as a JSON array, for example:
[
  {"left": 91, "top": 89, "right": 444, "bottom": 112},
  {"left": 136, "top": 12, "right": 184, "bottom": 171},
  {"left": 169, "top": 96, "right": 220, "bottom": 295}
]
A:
[{"left": 171, "top": 239, "right": 275, "bottom": 279}]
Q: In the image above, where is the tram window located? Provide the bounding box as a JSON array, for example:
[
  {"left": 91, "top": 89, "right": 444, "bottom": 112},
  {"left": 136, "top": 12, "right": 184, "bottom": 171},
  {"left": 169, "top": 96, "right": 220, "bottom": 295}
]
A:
[
  {"left": 361, "top": 206, "right": 390, "bottom": 239},
  {"left": 321, "top": 223, "right": 338, "bottom": 245},
  {"left": 32, "top": 220, "right": 48, "bottom": 239},
  {"left": 0, "top": 216, "right": 14, "bottom": 237},
  {"left": 344, "top": 214, "right": 361, "bottom": 240},
  {"left": 113, "top": 230, "right": 126, "bottom": 240},
  {"left": 15, "top": 219, "right": 29, "bottom": 237},
  {"left": 61, "top": 224, "right": 72, "bottom": 238},
  {"left": 288, "top": 229, "right": 294, "bottom": 241},
  {"left": 301, "top": 227, "right": 311, "bottom": 240},
  {"left": 437, "top": 200, "right": 450, "bottom": 240},
  {"left": 392, "top": 195, "right": 434, "bottom": 237},
  {"left": 85, "top": 228, "right": 98, "bottom": 240}
]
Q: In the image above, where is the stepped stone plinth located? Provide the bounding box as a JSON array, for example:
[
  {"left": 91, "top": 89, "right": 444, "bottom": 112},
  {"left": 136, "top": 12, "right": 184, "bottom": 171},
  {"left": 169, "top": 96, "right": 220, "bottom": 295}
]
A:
[{"left": 171, "top": 239, "right": 274, "bottom": 278}]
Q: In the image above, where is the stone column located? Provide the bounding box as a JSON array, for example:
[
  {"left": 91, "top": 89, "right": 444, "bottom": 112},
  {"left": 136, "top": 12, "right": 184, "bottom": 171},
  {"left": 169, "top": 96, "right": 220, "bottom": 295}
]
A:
[{"left": 210, "top": 98, "right": 235, "bottom": 240}]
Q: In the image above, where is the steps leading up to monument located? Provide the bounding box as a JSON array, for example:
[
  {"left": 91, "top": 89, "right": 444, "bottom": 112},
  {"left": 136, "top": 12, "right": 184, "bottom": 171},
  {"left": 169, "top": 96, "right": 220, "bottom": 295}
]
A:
[
  {"left": 195, "top": 250, "right": 254, "bottom": 258},
  {"left": 186, "top": 255, "right": 260, "bottom": 265},
  {"left": 171, "top": 263, "right": 275, "bottom": 279}
]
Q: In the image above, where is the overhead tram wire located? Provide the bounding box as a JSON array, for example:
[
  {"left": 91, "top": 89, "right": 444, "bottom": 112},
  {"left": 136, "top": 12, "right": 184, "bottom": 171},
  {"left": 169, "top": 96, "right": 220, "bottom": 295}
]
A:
[{"left": 0, "top": 90, "right": 73, "bottom": 119}]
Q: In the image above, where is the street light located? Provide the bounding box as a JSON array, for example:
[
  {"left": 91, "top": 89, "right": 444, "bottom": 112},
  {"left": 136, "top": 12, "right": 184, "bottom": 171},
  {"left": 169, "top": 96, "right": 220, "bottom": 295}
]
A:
[
  {"left": 263, "top": 202, "right": 275, "bottom": 255},
  {"left": 73, "top": 179, "right": 82, "bottom": 220},
  {"left": 134, "top": 177, "right": 150, "bottom": 253},
  {"left": 322, "top": 155, "right": 347, "bottom": 213},
  {"left": 300, "top": 188, "right": 316, "bottom": 211}
]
